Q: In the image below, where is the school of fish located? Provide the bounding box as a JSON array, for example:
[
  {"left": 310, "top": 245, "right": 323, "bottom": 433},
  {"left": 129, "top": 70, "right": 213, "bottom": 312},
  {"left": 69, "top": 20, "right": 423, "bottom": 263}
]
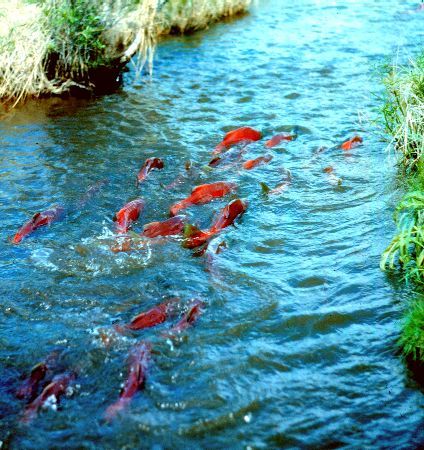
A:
[{"left": 11, "top": 126, "right": 363, "bottom": 421}]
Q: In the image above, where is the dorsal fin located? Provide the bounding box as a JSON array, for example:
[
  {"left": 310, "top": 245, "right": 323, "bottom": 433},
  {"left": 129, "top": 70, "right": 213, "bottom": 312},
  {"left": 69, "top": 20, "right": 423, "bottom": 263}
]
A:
[
  {"left": 260, "top": 182, "right": 271, "bottom": 194},
  {"left": 183, "top": 223, "right": 202, "bottom": 238}
]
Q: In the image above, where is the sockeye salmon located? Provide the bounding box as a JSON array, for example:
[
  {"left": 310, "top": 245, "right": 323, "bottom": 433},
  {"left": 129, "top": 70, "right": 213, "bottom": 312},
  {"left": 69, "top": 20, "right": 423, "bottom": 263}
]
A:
[
  {"left": 341, "top": 135, "right": 362, "bottom": 150},
  {"left": 243, "top": 155, "right": 272, "bottom": 170},
  {"left": 170, "top": 181, "right": 236, "bottom": 216},
  {"left": 125, "top": 298, "right": 179, "bottom": 331},
  {"left": 114, "top": 199, "right": 144, "bottom": 234},
  {"left": 12, "top": 206, "right": 65, "bottom": 244},
  {"left": 136, "top": 157, "right": 164, "bottom": 185},
  {"left": 22, "top": 372, "right": 76, "bottom": 423},
  {"left": 105, "top": 342, "right": 151, "bottom": 420},
  {"left": 167, "top": 300, "right": 204, "bottom": 336},
  {"left": 265, "top": 133, "right": 297, "bottom": 148},
  {"left": 183, "top": 198, "right": 247, "bottom": 249},
  {"left": 214, "top": 127, "right": 261, "bottom": 154},
  {"left": 142, "top": 216, "right": 185, "bottom": 238}
]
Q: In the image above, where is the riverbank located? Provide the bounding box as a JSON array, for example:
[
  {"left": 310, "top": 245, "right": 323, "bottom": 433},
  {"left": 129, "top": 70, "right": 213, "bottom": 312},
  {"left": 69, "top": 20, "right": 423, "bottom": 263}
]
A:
[
  {"left": 380, "top": 52, "right": 424, "bottom": 364},
  {"left": 0, "top": 0, "right": 251, "bottom": 106}
]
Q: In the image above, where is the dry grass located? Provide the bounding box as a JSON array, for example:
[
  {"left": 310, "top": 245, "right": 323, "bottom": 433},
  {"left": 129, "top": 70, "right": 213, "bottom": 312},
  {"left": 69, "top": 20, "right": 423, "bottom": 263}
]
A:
[
  {"left": 0, "top": 1, "right": 52, "bottom": 106},
  {"left": 0, "top": 0, "right": 251, "bottom": 106},
  {"left": 156, "top": 0, "right": 252, "bottom": 34}
]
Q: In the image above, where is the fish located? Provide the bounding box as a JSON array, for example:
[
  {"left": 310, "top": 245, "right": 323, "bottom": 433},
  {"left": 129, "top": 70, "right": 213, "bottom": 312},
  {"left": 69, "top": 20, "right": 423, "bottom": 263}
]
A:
[
  {"left": 261, "top": 170, "right": 292, "bottom": 195},
  {"left": 341, "top": 135, "right": 363, "bottom": 150},
  {"left": 105, "top": 342, "right": 151, "bottom": 420},
  {"left": 323, "top": 166, "right": 342, "bottom": 186},
  {"left": 265, "top": 132, "right": 297, "bottom": 148},
  {"left": 167, "top": 300, "right": 204, "bottom": 336},
  {"left": 77, "top": 179, "right": 109, "bottom": 209},
  {"left": 12, "top": 206, "right": 65, "bottom": 244},
  {"left": 183, "top": 198, "right": 247, "bottom": 249},
  {"left": 163, "top": 160, "right": 193, "bottom": 190},
  {"left": 16, "top": 363, "right": 47, "bottom": 402},
  {"left": 22, "top": 372, "right": 76, "bottom": 423},
  {"left": 142, "top": 216, "right": 185, "bottom": 238},
  {"left": 136, "top": 157, "right": 164, "bottom": 185},
  {"left": 170, "top": 181, "right": 237, "bottom": 216},
  {"left": 113, "top": 199, "right": 145, "bottom": 234},
  {"left": 214, "top": 127, "right": 262, "bottom": 154},
  {"left": 125, "top": 298, "right": 179, "bottom": 331},
  {"left": 242, "top": 155, "right": 273, "bottom": 170}
]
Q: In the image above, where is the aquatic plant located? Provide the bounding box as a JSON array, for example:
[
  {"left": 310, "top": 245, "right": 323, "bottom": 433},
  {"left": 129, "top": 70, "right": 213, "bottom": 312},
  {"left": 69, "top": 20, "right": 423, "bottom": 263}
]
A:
[
  {"left": 0, "top": 0, "right": 251, "bottom": 105},
  {"left": 399, "top": 300, "right": 424, "bottom": 363}
]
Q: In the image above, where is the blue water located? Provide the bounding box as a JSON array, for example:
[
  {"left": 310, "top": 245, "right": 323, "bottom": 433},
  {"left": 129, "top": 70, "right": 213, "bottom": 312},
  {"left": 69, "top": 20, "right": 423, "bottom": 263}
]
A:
[{"left": 1, "top": 0, "right": 424, "bottom": 448}]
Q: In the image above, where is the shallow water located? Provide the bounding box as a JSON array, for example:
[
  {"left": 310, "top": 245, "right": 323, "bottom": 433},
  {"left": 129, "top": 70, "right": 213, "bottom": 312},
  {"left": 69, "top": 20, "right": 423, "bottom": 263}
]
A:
[{"left": 1, "top": 1, "right": 424, "bottom": 448}]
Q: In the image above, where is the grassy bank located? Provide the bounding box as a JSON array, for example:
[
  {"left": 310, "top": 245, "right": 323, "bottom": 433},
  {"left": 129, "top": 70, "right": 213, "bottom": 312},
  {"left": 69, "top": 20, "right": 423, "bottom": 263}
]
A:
[
  {"left": 380, "top": 52, "right": 424, "bottom": 364},
  {"left": 0, "top": 0, "right": 251, "bottom": 105}
]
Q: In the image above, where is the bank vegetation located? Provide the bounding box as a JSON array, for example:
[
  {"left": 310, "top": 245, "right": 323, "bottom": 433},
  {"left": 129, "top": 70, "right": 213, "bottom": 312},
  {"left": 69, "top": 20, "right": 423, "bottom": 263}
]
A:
[
  {"left": 0, "top": 0, "right": 251, "bottom": 106},
  {"left": 380, "top": 52, "right": 424, "bottom": 364}
]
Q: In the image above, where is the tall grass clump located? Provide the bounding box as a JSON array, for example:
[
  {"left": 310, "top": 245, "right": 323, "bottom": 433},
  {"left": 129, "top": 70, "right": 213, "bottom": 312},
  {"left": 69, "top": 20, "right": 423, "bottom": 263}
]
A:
[
  {"left": 381, "top": 53, "right": 424, "bottom": 173},
  {"left": 399, "top": 300, "right": 424, "bottom": 363},
  {"left": 380, "top": 52, "right": 424, "bottom": 364},
  {"left": 0, "top": 0, "right": 251, "bottom": 105}
]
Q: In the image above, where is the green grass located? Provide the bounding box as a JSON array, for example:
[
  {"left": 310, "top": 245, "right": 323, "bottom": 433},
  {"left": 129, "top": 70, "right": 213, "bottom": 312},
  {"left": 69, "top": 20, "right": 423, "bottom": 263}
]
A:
[
  {"left": 399, "top": 300, "right": 424, "bottom": 362},
  {"left": 380, "top": 52, "right": 424, "bottom": 173},
  {"left": 380, "top": 52, "right": 424, "bottom": 365}
]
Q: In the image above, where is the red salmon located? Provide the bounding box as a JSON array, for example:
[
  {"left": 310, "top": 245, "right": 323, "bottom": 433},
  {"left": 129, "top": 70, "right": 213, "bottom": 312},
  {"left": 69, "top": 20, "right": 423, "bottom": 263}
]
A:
[
  {"left": 323, "top": 166, "right": 342, "bottom": 185},
  {"left": 114, "top": 199, "right": 144, "bottom": 234},
  {"left": 183, "top": 198, "right": 247, "bottom": 249},
  {"left": 265, "top": 133, "right": 296, "bottom": 148},
  {"left": 143, "top": 216, "right": 185, "bottom": 238},
  {"left": 168, "top": 300, "right": 204, "bottom": 335},
  {"left": 125, "top": 298, "right": 178, "bottom": 331},
  {"left": 214, "top": 127, "right": 261, "bottom": 154},
  {"left": 105, "top": 342, "right": 151, "bottom": 420},
  {"left": 22, "top": 372, "right": 76, "bottom": 423},
  {"left": 170, "top": 181, "right": 236, "bottom": 216},
  {"left": 341, "top": 135, "right": 363, "bottom": 150},
  {"left": 136, "top": 157, "right": 164, "bottom": 185},
  {"left": 12, "top": 206, "right": 65, "bottom": 244},
  {"left": 77, "top": 179, "right": 109, "bottom": 209},
  {"left": 243, "top": 155, "right": 273, "bottom": 170},
  {"left": 16, "top": 363, "right": 47, "bottom": 401}
]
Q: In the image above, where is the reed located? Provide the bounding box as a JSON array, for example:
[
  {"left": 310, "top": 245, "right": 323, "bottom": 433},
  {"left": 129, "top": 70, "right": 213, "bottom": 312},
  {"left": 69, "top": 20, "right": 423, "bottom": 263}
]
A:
[{"left": 0, "top": 0, "right": 251, "bottom": 105}]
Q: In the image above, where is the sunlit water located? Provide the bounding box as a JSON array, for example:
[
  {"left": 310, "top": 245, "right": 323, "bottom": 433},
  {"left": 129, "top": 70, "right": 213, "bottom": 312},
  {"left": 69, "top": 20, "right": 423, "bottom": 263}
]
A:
[{"left": 1, "top": 1, "right": 424, "bottom": 448}]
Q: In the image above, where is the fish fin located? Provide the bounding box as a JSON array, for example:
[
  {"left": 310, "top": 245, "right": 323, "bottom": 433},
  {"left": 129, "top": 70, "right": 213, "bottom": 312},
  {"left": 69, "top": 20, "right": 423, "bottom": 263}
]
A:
[
  {"left": 127, "top": 231, "right": 141, "bottom": 240},
  {"left": 192, "top": 242, "right": 209, "bottom": 257},
  {"left": 260, "top": 182, "right": 271, "bottom": 194},
  {"left": 31, "top": 212, "right": 41, "bottom": 223},
  {"left": 112, "top": 214, "right": 117, "bottom": 222},
  {"left": 183, "top": 223, "right": 202, "bottom": 238}
]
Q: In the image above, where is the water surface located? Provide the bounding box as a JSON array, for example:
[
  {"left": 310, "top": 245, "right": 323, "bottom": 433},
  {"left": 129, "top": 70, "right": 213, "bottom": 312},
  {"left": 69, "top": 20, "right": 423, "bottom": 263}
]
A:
[{"left": 1, "top": 0, "right": 424, "bottom": 448}]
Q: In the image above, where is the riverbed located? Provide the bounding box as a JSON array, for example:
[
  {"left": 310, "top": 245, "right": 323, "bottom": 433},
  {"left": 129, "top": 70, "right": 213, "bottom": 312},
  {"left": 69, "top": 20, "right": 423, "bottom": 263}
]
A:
[{"left": 1, "top": 0, "right": 424, "bottom": 448}]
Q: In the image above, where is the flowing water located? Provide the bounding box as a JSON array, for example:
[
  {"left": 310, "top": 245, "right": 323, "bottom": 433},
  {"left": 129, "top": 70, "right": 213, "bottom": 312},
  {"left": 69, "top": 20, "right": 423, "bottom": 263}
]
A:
[{"left": 1, "top": 0, "right": 424, "bottom": 448}]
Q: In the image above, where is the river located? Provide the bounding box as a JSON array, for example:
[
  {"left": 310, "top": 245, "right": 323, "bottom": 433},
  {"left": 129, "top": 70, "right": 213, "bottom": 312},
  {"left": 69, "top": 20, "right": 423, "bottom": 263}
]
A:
[{"left": 1, "top": 0, "right": 424, "bottom": 448}]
